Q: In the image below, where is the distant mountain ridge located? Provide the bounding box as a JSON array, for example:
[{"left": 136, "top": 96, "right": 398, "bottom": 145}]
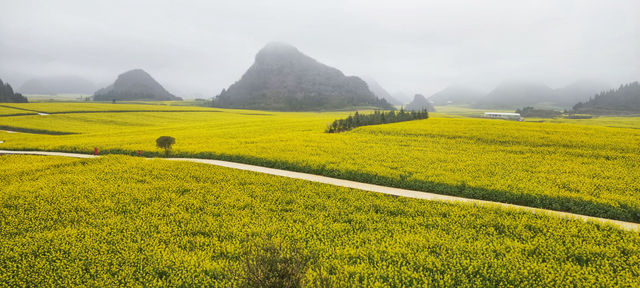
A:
[
  {"left": 475, "top": 81, "right": 556, "bottom": 109},
  {"left": 362, "top": 77, "right": 402, "bottom": 105},
  {"left": 405, "top": 94, "right": 435, "bottom": 112},
  {"left": 19, "top": 76, "right": 96, "bottom": 95},
  {"left": 94, "top": 69, "right": 181, "bottom": 101},
  {"left": 428, "top": 85, "right": 484, "bottom": 106},
  {"left": 554, "top": 79, "right": 611, "bottom": 108},
  {"left": 430, "top": 80, "right": 610, "bottom": 109},
  {"left": 215, "top": 42, "right": 392, "bottom": 111}
]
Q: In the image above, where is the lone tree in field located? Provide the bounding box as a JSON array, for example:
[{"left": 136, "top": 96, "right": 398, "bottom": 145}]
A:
[{"left": 156, "top": 136, "right": 175, "bottom": 157}]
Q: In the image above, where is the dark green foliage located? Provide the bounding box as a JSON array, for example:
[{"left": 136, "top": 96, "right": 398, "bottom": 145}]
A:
[
  {"left": 326, "top": 108, "right": 429, "bottom": 133},
  {"left": 0, "top": 79, "right": 28, "bottom": 103},
  {"left": 563, "top": 115, "right": 592, "bottom": 119},
  {"left": 156, "top": 136, "right": 176, "bottom": 156},
  {"left": 573, "top": 82, "right": 640, "bottom": 113},
  {"left": 515, "top": 106, "right": 562, "bottom": 118},
  {"left": 0, "top": 125, "right": 75, "bottom": 135}
]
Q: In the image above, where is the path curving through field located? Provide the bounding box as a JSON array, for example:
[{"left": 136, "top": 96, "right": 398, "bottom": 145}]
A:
[{"left": 1, "top": 149, "right": 638, "bottom": 232}]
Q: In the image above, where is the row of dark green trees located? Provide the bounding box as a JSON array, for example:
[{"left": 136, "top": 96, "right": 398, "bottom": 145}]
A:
[
  {"left": 326, "top": 108, "right": 429, "bottom": 133},
  {"left": 573, "top": 81, "right": 640, "bottom": 112},
  {"left": 0, "top": 78, "right": 28, "bottom": 103}
]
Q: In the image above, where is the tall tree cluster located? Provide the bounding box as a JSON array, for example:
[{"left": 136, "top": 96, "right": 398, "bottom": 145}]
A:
[
  {"left": 326, "top": 108, "right": 429, "bottom": 133},
  {"left": 573, "top": 82, "right": 640, "bottom": 112},
  {"left": 0, "top": 79, "right": 28, "bottom": 103}
]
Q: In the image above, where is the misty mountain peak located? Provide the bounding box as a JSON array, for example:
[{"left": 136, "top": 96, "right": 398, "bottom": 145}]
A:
[
  {"left": 413, "top": 94, "right": 427, "bottom": 101},
  {"left": 116, "top": 69, "right": 156, "bottom": 83},
  {"left": 216, "top": 43, "right": 392, "bottom": 111},
  {"left": 405, "top": 94, "right": 435, "bottom": 112},
  {"left": 255, "top": 42, "right": 308, "bottom": 64},
  {"left": 259, "top": 42, "right": 299, "bottom": 54},
  {"left": 93, "top": 69, "right": 181, "bottom": 101}
]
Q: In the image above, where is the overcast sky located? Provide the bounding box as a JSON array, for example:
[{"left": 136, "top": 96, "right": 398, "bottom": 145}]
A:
[{"left": 1, "top": 0, "right": 638, "bottom": 98}]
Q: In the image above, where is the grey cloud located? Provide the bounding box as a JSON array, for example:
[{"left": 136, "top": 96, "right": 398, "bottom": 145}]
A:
[{"left": 1, "top": 0, "right": 638, "bottom": 97}]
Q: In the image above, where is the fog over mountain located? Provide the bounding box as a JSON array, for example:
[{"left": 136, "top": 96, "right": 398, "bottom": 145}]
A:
[
  {"left": 361, "top": 77, "right": 402, "bottom": 105},
  {"left": 428, "top": 85, "right": 484, "bottom": 106},
  {"left": 554, "top": 79, "right": 611, "bottom": 108},
  {"left": 465, "top": 79, "right": 612, "bottom": 109},
  {"left": 476, "top": 81, "right": 556, "bottom": 109},
  {"left": 390, "top": 92, "right": 417, "bottom": 106},
  {"left": 215, "top": 43, "right": 391, "bottom": 110},
  {"left": 18, "top": 75, "right": 96, "bottom": 95},
  {"left": 0, "top": 0, "right": 638, "bottom": 98},
  {"left": 94, "top": 69, "right": 181, "bottom": 101},
  {"left": 405, "top": 94, "right": 435, "bottom": 112}
]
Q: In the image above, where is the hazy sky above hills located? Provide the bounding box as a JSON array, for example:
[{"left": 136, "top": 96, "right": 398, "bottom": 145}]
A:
[{"left": 1, "top": 0, "right": 638, "bottom": 98}]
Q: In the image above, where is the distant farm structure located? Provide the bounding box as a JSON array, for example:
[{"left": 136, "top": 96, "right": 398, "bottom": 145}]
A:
[{"left": 483, "top": 112, "right": 523, "bottom": 121}]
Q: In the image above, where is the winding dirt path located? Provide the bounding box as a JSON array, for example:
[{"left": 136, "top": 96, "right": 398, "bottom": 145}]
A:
[{"left": 1, "top": 149, "right": 638, "bottom": 232}]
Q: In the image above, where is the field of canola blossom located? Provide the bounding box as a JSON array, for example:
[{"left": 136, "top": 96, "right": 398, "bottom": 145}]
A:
[
  {"left": 1, "top": 155, "right": 639, "bottom": 287},
  {"left": 1, "top": 103, "right": 640, "bottom": 222}
]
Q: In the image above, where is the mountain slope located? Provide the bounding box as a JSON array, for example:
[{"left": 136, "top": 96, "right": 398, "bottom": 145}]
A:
[
  {"left": 475, "top": 81, "right": 555, "bottom": 109},
  {"left": 405, "top": 94, "right": 435, "bottom": 112},
  {"left": 554, "top": 79, "right": 610, "bottom": 108},
  {"left": 215, "top": 42, "right": 392, "bottom": 111},
  {"left": 428, "top": 85, "right": 484, "bottom": 106},
  {"left": 362, "top": 77, "right": 401, "bottom": 105},
  {"left": 94, "top": 69, "right": 181, "bottom": 101}
]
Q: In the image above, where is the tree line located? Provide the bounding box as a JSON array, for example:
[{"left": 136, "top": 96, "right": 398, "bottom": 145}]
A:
[
  {"left": 326, "top": 108, "right": 429, "bottom": 133},
  {"left": 515, "top": 106, "right": 562, "bottom": 118},
  {"left": 573, "top": 81, "right": 640, "bottom": 112},
  {"left": 0, "top": 78, "right": 28, "bottom": 103}
]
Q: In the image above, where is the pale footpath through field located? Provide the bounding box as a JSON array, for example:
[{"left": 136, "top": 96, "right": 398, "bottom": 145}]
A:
[{"left": 2, "top": 149, "right": 638, "bottom": 232}]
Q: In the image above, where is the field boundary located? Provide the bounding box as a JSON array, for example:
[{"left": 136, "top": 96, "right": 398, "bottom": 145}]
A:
[
  {"left": 0, "top": 125, "right": 77, "bottom": 135},
  {"left": 1, "top": 149, "right": 638, "bottom": 232},
  {"left": 0, "top": 110, "right": 222, "bottom": 117}
]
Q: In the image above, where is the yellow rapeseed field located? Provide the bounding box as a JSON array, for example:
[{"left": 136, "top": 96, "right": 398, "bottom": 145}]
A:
[
  {"left": 1, "top": 103, "right": 639, "bottom": 221},
  {"left": 1, "top": 155, "right": 639, "bottom": 287}
]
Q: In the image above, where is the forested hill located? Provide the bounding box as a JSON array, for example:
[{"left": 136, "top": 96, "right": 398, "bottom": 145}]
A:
[
  {"left": 573, "top": 82, "right": 640, "bottom": 113},
  {"left": 0, "top": 79, "right": 28, "bottom": 103},
  {"left": 215, "top": 42, "right": 393, "bottom": 111}
]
